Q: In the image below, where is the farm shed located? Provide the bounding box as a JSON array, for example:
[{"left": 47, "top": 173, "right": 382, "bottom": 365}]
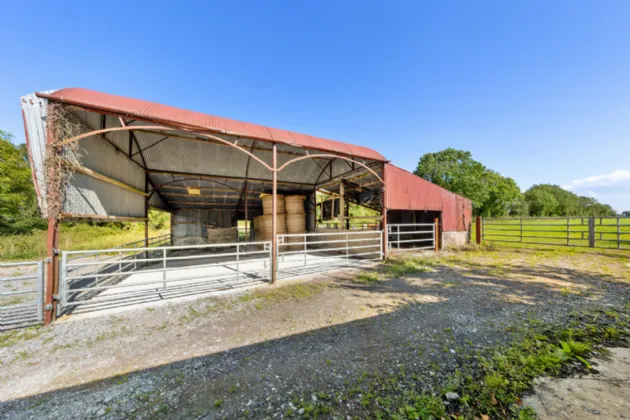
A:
[
  {"left": 384, "top": 164, "right": 473, "bottom": 248},
  {"left": 19, "top": 88, "right": 471, "bottom": 324}
]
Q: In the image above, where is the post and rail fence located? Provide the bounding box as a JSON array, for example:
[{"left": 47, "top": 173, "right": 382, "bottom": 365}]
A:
[{"left": 475, "top": 216, "right": 630, "bottom": 250}]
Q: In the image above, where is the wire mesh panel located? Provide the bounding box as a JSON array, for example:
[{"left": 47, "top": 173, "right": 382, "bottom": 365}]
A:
[
  {"left": 0, "top": 261, "right": 44, "bottom": 331},
  {"left": 60, "top": 241, "right": 272, "bottom": 314},
  {"left": 387, "top": 223, "right": 436, "bottom": 251},
  {"left": 276, "top": 231, "right": 383, "bottom": 277}
]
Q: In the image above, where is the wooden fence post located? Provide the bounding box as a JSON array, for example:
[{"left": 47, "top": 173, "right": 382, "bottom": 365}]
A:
[
  {"left": 588, "top": 217, "right": 595, "bottom": 248},
  {"left": 475, "top": 216, "right": 482, "bottom": 245}
]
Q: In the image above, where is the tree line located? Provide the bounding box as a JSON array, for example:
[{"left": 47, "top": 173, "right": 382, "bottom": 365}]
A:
[
  {"left": 0, "top": 132, "right": 624, "bottom": 234},
  {"left": 414, "top": 148, "right": 621, "bottom": 218}
]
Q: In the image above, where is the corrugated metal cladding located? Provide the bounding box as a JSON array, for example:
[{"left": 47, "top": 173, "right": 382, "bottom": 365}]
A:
[
  {"left": 20, "top": 93, "right": 50, "bottom": 214},
  {"left": 37, "top": 88, "right": 387, "bottom": 162},
  {"left": 172, "top": 209, "right": 234, "bottom": 241},
  {"left": 384, "top": 164, "right": 472, "bottom": 232},
  {"left": 64, "top": 173, "right": 145, "bottom": 217}
]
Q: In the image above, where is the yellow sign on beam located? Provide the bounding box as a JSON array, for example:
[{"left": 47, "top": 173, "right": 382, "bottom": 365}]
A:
[{"left": 187, "top": 187, "right": 201, "bottom": 195}]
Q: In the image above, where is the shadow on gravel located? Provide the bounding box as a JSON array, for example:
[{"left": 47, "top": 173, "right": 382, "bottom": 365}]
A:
[{"left": 3, "top": 256, "right": 627, "bottom": 419}]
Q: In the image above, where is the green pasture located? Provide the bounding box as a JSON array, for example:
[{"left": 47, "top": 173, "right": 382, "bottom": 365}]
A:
[
  {"left": 475, "top": 217, "right": 630, "bottom": 250},
  {"left": 0, "top": 224, "right": 169, "bottom": 261}
]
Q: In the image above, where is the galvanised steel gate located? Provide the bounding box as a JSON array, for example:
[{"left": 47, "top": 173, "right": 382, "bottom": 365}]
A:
[
  {"left": 59, "top": 241, "right": 272, "bottom": 313},
  {"left": 277, "top": 230, "right": 383, "bottom": 275},
  {"left": 0, "top": 261, "right": 45, "bottom": 330},
  {"left": 387, "top": 223, "right": 437, "bottom": 251}
]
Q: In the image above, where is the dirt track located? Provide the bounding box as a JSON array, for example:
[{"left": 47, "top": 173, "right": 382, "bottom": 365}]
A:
[{"left": 1, "top": 247, "right": 629, "bottom": 419}]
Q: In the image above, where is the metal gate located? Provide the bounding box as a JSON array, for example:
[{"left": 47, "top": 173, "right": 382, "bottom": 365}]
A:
[
  {"left": 277, "top": 230, "right": 383, "bottom": 277},
  {"left": 0, "top": 261, "right": 45, "bottom": 330},
  {"left": 387, "top": 223, "right": 436, "bottom": 251},
  {"left": 59, "top": 241, "right": 272, "bottom": 314}
]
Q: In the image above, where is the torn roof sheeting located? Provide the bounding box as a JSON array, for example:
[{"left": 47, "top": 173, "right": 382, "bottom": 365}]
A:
[{"left": 36, "top": 88, "right": 387, "bottom": 162}]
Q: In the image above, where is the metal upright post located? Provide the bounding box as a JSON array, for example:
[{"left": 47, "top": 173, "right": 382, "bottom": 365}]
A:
[
  {"left": 37, "top": 261, "right": 44, "bottom": 323},
  {"left": 271, "top": 143, "right": 278, "bottom": 284},
  {"left": 162, "top": 248, "right": 167, "bottom": 289},
  {"left": 381, "top": 163, "right": 388, "bottom": 259},
  {"left": 144, "top": 174, "right": 149, "bottom": 261},
  {"left": 236, "top": 244, "right": 240, "bottom": 281},
  {"left": 45, "top": 218, "right": 59, "bottom": 325},
  {"left": 434, "top": 217, "right": 440, "bottom": 252},
  {"left": 339, "top": 182, "right": 345, "bottom": 232}
]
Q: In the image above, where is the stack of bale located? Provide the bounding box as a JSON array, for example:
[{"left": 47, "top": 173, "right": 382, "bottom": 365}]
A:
[
  {"left": 254, "top": 195, "right": 307, "bottom": 251},
  {"left": 255, "top": 195, "right": 286, "bottom": 241},
  {"left": 285, "top": 195, "right": 306, "bottom": 251}
]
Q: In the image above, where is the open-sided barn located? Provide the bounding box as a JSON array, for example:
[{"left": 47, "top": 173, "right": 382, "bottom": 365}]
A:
[{"left": 19, "top": 88, "right": 471, "bottom": 324}]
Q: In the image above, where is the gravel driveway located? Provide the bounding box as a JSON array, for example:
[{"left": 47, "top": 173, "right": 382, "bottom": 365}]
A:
[{"left": 1, "top": 246, "right": 629, "bottom": 419}]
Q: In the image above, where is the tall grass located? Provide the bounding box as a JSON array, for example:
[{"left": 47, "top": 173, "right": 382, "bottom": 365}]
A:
[{"left": 0, "top": 224, "right": 169, "bottom": 261}]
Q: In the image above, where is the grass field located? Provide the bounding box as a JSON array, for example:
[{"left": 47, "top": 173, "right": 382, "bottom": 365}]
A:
[
  {"left": 0, "top": 223, "right": 169, "bottom": 261},
  {"left": 475, "top": 216, "right": 630, "bottom": 250}
]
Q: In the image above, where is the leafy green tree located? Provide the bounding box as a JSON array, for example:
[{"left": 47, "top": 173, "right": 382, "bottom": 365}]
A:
[
  {"left": 524, "top": 187, "right": 559, "bottom": 216},
  {"left": 0, "top": 130, "right": 45, "bottom": 233},
  {"left": 415, "top": 148, "right": 521, "bottom": 216},
  {"left": 622, "top": 211, "right": 630, "bottom": 217},
  {"left": 148, "top": 209, "right": 170, "bottom": 230},
  {"left": 478, "top": 171, "right": 522, "bottom": 217},
  {"left": 524, "top": 184, "right": 616, "bottom": 217}
]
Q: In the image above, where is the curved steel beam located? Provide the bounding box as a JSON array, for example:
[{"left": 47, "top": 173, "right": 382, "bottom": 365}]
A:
[
  {"left": 152, "top": 177, "right": 243, "bottom": 194},
  {"left": 277, "top": 154, "right": 384, "bottom": 184},
  {"left": 59, "top": 125, "right": 273, "bottom": 171}
]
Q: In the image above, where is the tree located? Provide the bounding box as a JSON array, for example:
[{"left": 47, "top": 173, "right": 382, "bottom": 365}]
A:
[
  {"left": 524, "top": 184, "right": 617, "bottom": 217},
  {"left": 478, "top": 171, "right": 522, "bottom": 217},
  {"left": 524, "top": 187, "right": 558, "bottom": 216},
  {"left": 0, "top": 130, "right": 44, "bottom": 233},
  {"left": 414, "top": 148, "right": 522, "bottom": 216},
  {"left": 623, "top": 211, "right": 630, "bottom": 217}
]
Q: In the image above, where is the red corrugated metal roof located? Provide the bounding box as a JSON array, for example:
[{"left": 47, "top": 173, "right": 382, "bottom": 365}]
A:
[
  {"left": 385, "top": 164, "right": 472, "bottom": 232},
  {"left": 37, "top": 88, "right": 386, "bottom": 162}
]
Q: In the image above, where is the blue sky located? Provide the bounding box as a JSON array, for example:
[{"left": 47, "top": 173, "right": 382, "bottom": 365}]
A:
[{"left": 2, "top": 1, "right": 630, "bottom": 211}]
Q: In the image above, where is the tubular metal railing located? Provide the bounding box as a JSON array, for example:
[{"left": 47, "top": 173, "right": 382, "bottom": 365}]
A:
[
  {"left": 277, "top": 230, "right": 383, "bottom": 271},
  {"left": 0, "top": 260, "right": 45, "bottom": 330},
  {"left": 387, "top": 223, "right": 436, "bottom": 251},
  {"left": 60, "top": 241, "right": 272, "bottom": 311}
]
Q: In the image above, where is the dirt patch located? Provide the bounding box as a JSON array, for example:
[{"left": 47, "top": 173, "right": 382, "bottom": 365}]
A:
[{"left": 1, "top": 247, "right": 629, "bottom": 419}]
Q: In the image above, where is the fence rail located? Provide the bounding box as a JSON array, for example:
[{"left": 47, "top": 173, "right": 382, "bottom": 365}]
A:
[
  {"left": 479, "top": 216, "right": 630, "bottom": 249},
  {"left": 388, "top": 223, "right": 436, "bottom": 251},
  {"left": 60, "top": 241, "right": 272, "bottom": 312},
  {"left": 0, "top": 260, "right": 44, "bottom": 330},
  {"left": 277, "top": 230, "right": 383, "bottom": 273}
]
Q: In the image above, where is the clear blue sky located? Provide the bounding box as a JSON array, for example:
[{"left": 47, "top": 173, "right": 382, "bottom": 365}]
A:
[{"left": 2, "top": 1, "right": 630, "bottom": 211}]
